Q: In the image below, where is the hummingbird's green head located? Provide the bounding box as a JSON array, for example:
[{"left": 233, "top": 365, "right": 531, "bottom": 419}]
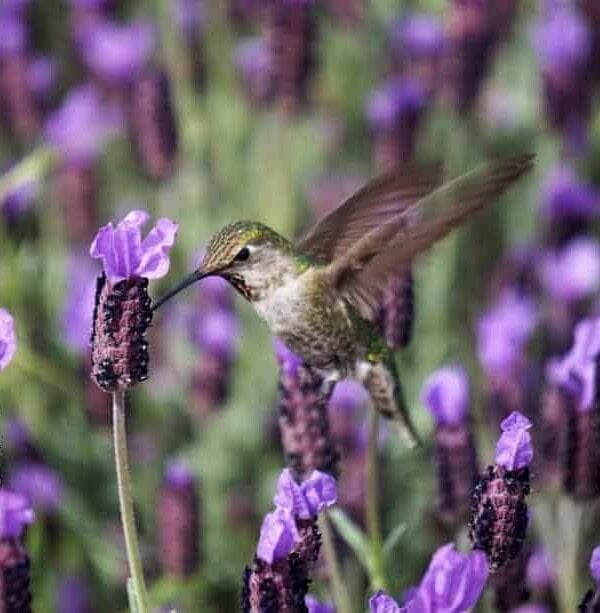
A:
[{"left": 153, "top": 221, "right": 296, "bottom": 309}]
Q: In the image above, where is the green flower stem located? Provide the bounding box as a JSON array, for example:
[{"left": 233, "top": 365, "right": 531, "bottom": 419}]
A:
[
  {"left": 366, "top": 411, "right": 386, "bottom": 591},
  {"left": 555, "top": 496, "right": 583, "bottom": 612},
  {"left": 320, "top": 511, "right": 354, "bottom": 613},
  {"left": 112, "top": 391, "right": 150, "bottom": 613}
]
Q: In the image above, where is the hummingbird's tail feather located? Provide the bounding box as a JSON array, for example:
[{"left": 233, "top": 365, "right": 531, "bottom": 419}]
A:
[{"left": 360, "top": 355, "right": 421, "bottom": 449}]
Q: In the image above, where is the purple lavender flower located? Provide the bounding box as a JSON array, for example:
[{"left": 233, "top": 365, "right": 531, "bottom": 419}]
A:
[
  {"left": 0, "top": 11, "right": 27, "bottom": 56},
  {"left": 421, "top": 365, "right": 469, "bottom": 426},
  {"left": 273, "top": 469, "right": 337, "bottom": 519},
  {"left": 62, "top": 253, "right": 99, "bottom": 353},
  {"left": 391, "top": 13, "right": 445, "bottom": 61},
  {"left": 27, "top": 55, "right": 56, "bottom": 100},
  {"left": 192, "top": 309, "right": 239, "bottom": 362},
  {"left": 234, "top": 37, "right": 272, "bottom": 106},
  {"left": 274, "top": 337, "right": 303, "bottom": 378},
  {"left": 546, "top": 317, "right": 600, "bottom": 411},
  {"left": 256, "top": 507, "right": 299, "bottom": 564},
  {"left": 365, "top": 78, "right": 426, "bottom": 134},
  {"left": 539, "top": 237, "right": 600, "bottom": 302},
  {"left": 495, "top": 411, "right": 533, "bottom": 471},
  {"left": 90, "top": 210, "right": 177, "bottom": 282},
  {"left": 8, "top": 462, "right": 63, "bottom": 513},
  {"left": 526, "top": 548, "right": 554, "bottom": 591},
  {"left": 591, "top": 546, "right": 600, "bottom": 584},
  {"left": 370, "top": 545, "right": 488, "bottom": 612},
  {"left": 0, "top": 308, "right": 16, "bottom": 370},
  {"left": 56, "top": 575, "right": 91, "bottom": 613},
  {"left": 540, "top": 164, "right": 600, "bottom": 224},
  {"left": 305, "top": 595, "right": 335, "bottom": 613},
  {"left": 0, "top": 489, "right": 34, "bottom": 538},
  {"left": 164, "top": 459, "right": 196, "bottom": 489},
  {"left": 81, "top": 19, "right": 155, "bottom": 84},
  {"left": 477, "top": 291, "right": 538, "bottom": 378},
  {"left": 44, "top": 84, "right": 123, "bottom": 164}
]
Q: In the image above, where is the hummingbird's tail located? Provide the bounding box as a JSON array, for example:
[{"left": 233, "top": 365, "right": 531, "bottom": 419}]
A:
[{"left": 360, "top": 354, "right": 421, "bottom": 449}]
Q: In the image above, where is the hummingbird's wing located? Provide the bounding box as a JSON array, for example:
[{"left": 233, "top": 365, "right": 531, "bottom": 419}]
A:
[
  {"left": 296, "top": 165, "right": 441, "bottom": 263},
  {"left": 325, "top": 154, "right": 534, "bottom": 322}
]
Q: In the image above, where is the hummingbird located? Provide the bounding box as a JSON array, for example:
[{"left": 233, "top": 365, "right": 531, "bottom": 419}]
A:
[{"left": 154, "top": 154, "right": 534, "bottom": 447}]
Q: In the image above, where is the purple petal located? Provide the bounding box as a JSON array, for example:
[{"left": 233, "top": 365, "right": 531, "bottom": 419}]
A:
[
  {"left": 540, "top": 164, "right": 600, "bottom": 221},
  {"left": 0, "top": 308, "right": 17, "bottom": 370},
  {"left": 255, "top": 508, "right": 299, "bottom": 564},
  {"left": 305, "top": 595, "right": 335, "bottom": 613},
  {"left": 366, "top": 78, "right": 426, "bottom": 132},
  {"left": 273, "top": 338, "right": 303, "bottom": 377},
  {"left": 137, "top": 217, "right": 178, "bottom": 279},
  {"left": 421, "top": 365, "right": 469, "bottom": 426},
  {"left": 538, "top": 237, "right": 600, "bottom": 302},
  {"left": 526, "top": 548, "right": 554, "bottom": 589},
  {"left": 0, "top": 14, "right": 27, "bottom": 55},
  {"left": 591, "top": 546, "right": 600, "bottom": 584},
  {"left": 193, "top": 310, "right": 238, "bottom": 360},
  {"left": 8, "top": 462, "right": 63, "bottom": 513},
  {"left": 81, "top": 20, "right": 155, "bottom": 83},
  {"left": 495, "top": 411, "right": 533, "bottom": 470},
  {"left": 391, "top": 13, "right": 445, "bottom": 60},
  {"left": 300, "top": 470, "right": 337, "bottom": 516},
  {"left": 0, "top": 488, "right": 35, "bottom": 539},
  {"left": 273, "top": 469, "right": 311, "bottom": 518},
  {"left": 164, "top": 459, "right": 195, "bottom": 488},
  {"left": 418, "top": 544, "right": 488, "bottom": 612},
  {"left": 369, "top": 591, "right": 401, "bottom": 613},
  {"left": 329, "top": 380, "right": 369, "bottom": 415}
]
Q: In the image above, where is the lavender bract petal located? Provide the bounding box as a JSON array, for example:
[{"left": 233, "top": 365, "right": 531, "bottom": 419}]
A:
[
  {"left": 273, "top": 469, "right": 310, "bottom": 518},
  {"left": 8, "top": 462, "right": 63, "bottom": 513},
  {"left": 0, "top": 308, "right": 17, "bottom": 370},
  {"left": 300, "top": 470, "right": 337, "bottom": 516},
  {"left": 421, "top": 365, "right": 469, "bottom": 426},
  {"left": 305, "top": 595, "right": 335, "bottom": 613},
  {"left": 369, "top": 591, "right": 401, "bottom": 613},
  {"left": 0, "top": 488, "right": 35, "bottom": 539},
  {"left": 137, "top": 217, "right": 178, "bottom": 279},
  {"left": 255, "top": 508, "right": 299, "bottom": 564},
  {"left": 273, "top": 338, "right": 303, "bottom": 377},
  {"left": 495, "top": 411, "right": 533, "bottom": 470}
]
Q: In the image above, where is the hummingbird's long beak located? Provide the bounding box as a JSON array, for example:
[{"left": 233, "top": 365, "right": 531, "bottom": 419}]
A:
[{"left": 152, "top": 269, "right": 205, "bottom": 311}]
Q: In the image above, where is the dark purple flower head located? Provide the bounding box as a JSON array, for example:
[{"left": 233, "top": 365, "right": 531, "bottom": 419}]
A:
[
  {"left": 192, "top": 310, "right": 238, "bottom": 361},
  {"left": 90, "top": 210, "right": 178, "bottom": 282},
  {"left": 540, "top": 164, "right": 600, "bottom": 221},
  {"left": 546, "top": 317, "right": 600, "bottom": 411},
  {"left": 477, "top": 291, "right": 538, "bottom": 377},
  {"left": 81, "top": 19, "right": 155, "bottom": 83},
  {"left": 0, "top": 12, "right": 27, "bottom": 55},
  {"left": 273, "top": 468, "right": 337, "bottom": 519},
  {"left": 273, "top": 338, "right": 303, "bottom": 377},
  {"left": 172, "top": 0, "right": 204, "bottom": 35},
  {"left": 591, "top": 546, "right": 600, "bottom": 584},
  {"left": 526, "top": 548, "right": 554, "bottom": 589},
  {"left": 28, "top": 55, "right": 56, "bottom": 99},
  {"left": 56, "top": 575, "right": 91, "bottom": 613},
  {"left": 62, "top": 253, "right": 98, "bottom": 353},
  {"left": 305, "top": 595, "right": 335, "bottom": 613},
  {"left": 539, "top": 237, "right": 600, "bottom": 302},
  {"left": 421, "top": 365, "right": 470, "bottom": 426},
  {"left": 365, "top": 78, "right": 427, "bottom": 132},
  {"left": 44, "top": 84, "right": 123, "bottom": 164},
  {"left": 0, "top": 308, "right": 16, "bottom": 370},
  {"left": 495, "top": 411, "right": 533, "bottom": 470},
  {"left": 532, "top": 4, "right": 591, "bottom": 72},
  {"left": 164, "top": 459, "right": 196, "bottom": 488},
  {"left": 391, "top": 13, "right": 445, "bottom": 60},
  {"left": 9, "top": 462, "right": 63, "bottom": 513},
  {"left": 255, "top": 507, "right": 299, "bottom": 564},
  {"left": 369, "top": 591, "right": 400, "bottom": 612},
  {"left": 0, "top": 488, "right": 35, "bottom": 538}
]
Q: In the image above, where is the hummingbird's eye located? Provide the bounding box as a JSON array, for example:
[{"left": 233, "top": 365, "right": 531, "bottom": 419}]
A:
[{"left": 234, "top": 246, "right": 251, "bottom": 262}]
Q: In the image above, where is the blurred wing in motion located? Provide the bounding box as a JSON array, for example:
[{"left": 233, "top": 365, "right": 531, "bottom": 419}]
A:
[
  {"left": 326, "top": 154, "right": 535, "bottom": 322},
  {"left": 296, "top": 164, "right": 441, "bottom": 263}
]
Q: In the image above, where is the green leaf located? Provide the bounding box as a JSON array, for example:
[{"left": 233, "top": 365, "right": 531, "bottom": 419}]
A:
[
  {"left": 328, "top": 508, "right": 372, "bottom": 574},
  {"left": 383, "top": 522, "right": 407, "bottom": 559}
]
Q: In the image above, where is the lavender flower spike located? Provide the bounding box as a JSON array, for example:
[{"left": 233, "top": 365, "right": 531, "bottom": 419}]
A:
[
  {"left": 0, "top": 489, "right": 35, "bottom": 539},
  {"left": 0, "top": 309, "right": 16, "bottom": 370},
  {"left": 495, "top": 411, "right": 533, "bottom": 470},
  {"left": 421, "top": 365, "right": 469, "bottom": 426},
  {"left": 273, "top": 468, "right": 337, "bottom": 519},
  {"left": 90, "top": 210, "right": 178, "bottom": 282}
]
